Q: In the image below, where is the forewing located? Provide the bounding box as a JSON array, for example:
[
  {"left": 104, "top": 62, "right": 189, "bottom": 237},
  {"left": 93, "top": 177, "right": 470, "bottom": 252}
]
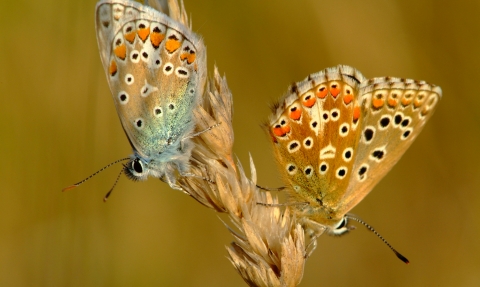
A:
[
  {"left": 267, "top": 66, "right": 366, "bottom": 211},
  {"left": 95, "top": 0, "right": 206, "bottom": 158}
]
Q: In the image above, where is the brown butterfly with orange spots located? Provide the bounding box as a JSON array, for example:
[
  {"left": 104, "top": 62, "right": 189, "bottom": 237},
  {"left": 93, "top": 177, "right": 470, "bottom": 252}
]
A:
[{"left": 266, "top": 65, "right": 441, "bottom": 262}]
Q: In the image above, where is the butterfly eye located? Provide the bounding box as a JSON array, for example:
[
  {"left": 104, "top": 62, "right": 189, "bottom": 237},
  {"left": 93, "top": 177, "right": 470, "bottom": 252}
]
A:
[
  {"left": 132, "top": 159, "right": 143, "bottom": 173},
  {"left": 329, "top": 217, "right": 350, "bottom": 236},
  {"left": 336, "top": 217, "right": 347, "bottom": 229}
]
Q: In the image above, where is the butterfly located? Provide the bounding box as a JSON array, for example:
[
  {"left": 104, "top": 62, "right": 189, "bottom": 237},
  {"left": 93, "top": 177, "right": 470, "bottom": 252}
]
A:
[
  {"left": 65, "top": 0, "right": 206, "bottom": 194},
  {"left": 265, "top": 65, "right": 440, "bottom": 248}
]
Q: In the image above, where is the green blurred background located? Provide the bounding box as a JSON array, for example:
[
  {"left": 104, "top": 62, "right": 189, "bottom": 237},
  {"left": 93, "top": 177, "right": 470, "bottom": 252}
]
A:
[{"left": 1, "top": 0, "right": 478, "bottom": 286}]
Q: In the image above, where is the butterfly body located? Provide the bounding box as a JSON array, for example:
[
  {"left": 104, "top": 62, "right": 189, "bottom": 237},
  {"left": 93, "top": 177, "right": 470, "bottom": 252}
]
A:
[
  {"left": 95, "top": 0, "right": 206, "bottom": 189},
  {"left": 266, "top": 65, "right": 441, "bottom": 234}
]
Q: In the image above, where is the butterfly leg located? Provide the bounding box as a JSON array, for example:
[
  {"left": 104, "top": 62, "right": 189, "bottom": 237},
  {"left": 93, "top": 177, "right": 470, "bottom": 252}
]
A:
[
  {"left": 160, "top": 169, "right": 186, "bottom": 192},
  {"left": 301, "top": 218, "right": 329, "bottom": 258},
  {"left": 181, "top": 172, "right": 216, "bottom": 184},
  {"left": 180, "top": 122, "right": 221, "bottom": 150},
  {"left": 256, "top": 184, "right": 286, "bottom": 191},
  {"left": 305, "top": 233, "right": 318, "bottom": 259}
]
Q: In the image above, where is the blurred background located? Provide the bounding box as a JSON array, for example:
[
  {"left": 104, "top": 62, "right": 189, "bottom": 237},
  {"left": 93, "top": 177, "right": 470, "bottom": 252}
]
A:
[{"left": 1, "top": 0, "right": 478, "bottom": 286}]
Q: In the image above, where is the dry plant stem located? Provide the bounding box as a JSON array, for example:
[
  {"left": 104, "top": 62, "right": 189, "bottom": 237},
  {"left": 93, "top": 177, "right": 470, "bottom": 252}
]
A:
[
  {"left": 178, "top": 67, "right": 307, "bottom": 287},
  {"left": 154, "top": 1, "right": 310, "bottom": 285}
]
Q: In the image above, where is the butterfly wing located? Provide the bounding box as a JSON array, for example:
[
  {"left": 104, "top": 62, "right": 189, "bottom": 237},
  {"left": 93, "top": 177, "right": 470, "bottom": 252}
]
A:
[
  {"left": 267, "top": 65, "right": 441, "bottom": 227},
  {"left": 95, "top": 0, "right": 206, "bottom": 159},
  {"left": 267, "top": 66, "right": 368, "bottom": 225},
  {"left": 338, "top": 76, "right": 442, "bottom": 215}
]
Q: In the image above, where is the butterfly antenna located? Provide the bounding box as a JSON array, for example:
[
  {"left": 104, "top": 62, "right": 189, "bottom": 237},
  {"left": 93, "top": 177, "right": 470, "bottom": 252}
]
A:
[
  {"left": 103, "top": 168, "right": 124, "bottom": 202},
  {"left": 62, "top": 158, "right": 130, "bottom": 192},
  {"left": 346, "top": 215, "right": 410, "bottom": 264}
]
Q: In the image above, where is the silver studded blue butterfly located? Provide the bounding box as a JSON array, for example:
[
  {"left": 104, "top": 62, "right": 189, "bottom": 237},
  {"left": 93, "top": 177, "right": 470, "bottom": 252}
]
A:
[
  {"left": 266, "top": 65, "right": 441, "bottom": 237},
  {"left": 95, "top": 0, "right": 206, "bottom": 190}
]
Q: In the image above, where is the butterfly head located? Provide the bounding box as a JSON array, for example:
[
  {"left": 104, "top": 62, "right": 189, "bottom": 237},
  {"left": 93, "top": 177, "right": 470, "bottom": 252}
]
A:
[
  {"left": 123, "top": 134, "right": 194, "bottom": 182},
  {"left": 296, "top": 202, "right": 355, "bottom": 236}
]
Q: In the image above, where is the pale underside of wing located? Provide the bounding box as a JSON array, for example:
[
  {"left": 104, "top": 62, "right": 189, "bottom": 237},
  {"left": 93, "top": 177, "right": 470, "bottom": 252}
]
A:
[
  {"left": 338, "top": 77, "right": 441, "bottom": 215},
  {"left": 95, "top": 1, "right": 206, "bottom": 159},
  {"left": 96, "top": 0, "right": 201, "bottom": 68}
]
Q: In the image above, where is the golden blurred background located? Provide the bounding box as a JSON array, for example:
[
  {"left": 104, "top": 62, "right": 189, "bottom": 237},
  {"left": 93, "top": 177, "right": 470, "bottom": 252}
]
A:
[{"left": 1, "top": 0, "right": 478, "bottom": 286}]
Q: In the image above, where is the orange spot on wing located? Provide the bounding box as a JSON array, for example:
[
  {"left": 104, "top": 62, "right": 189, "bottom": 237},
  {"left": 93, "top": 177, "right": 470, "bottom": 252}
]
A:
[
  {"left": 353, "top": 106, "right": 361, "bottom": 123},
  {"left": 302, "top": 95, "right": 316, "bottom": 107},
  {"left": 114, "top": 44, "right": 126, "bottom": 60},
  {"left": 413, "top": 99, "right": 423, "bottom": 108},
  {"left": 109, "top": 60, "right": 117, "bottom": 76},
  {"left": 372, "top": 98, "right": 384, "bottom": 109},
  {"left": 317, "top": 86, "right": 328, "bottom": 99},
  {"left": 180, "top": 52, "right": 196, "bottom": 64},
  {"left": 343, "top": 94, "right": 354, "bottom": 105},
  {"left": 330, "top": 85, "right": 340, "bottom": 98},
  {"left": 401, "top": 97, "right": 412, "bottom": 106},
  {"left": 273, "top": 124, "right": 290, "bottom": 137},
  {"left": 387, "top": 98, "right": 397, "bottom": 107},
  {"left": 124, "top": 32, "right": 136, "bottom": 44},
  {"left": 414, "top": 93, "right": 426, "bottom": 109},
  {"left": 421, "top": 108, "right": 430, "bottom": 117},
  {"left": 137, "top": 28, "right": 150, "bottom": 42},
  {"left": 165, "top": 39, "right": 181, "bottom": 53},
  {"left": 273, "top": 126, "right": 284, "bottom": 137},
  {"left": 150, "top": 32, "right": 165, "bottom": 48},
  {"left": 289, "top": 107, "right": 302, "bottom": 120}
]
